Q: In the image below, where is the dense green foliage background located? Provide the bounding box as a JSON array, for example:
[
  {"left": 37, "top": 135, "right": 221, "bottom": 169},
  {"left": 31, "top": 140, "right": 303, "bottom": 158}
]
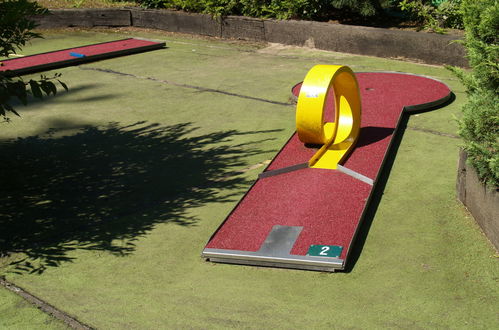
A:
[
  {"left": 398, "top": 0, "right": 463, "bottom": 32},
  {"left": 135, "top": 0, "right": 387, "bottom": 20},
  {"left": 450, "top": 0, "right": 498, "bottom": 187}
]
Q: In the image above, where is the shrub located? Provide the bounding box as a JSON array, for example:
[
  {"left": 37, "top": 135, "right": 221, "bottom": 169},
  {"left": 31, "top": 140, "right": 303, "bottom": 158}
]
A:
[
  {"left": 0, "top": 0, "right": 67, "bottom": 120},
  {"left": 156, "top": 0, "right": 205, "bottom": 11},
  {"left": 137, "top": 0, "right": 387, "bottom": 20},
  {"left": 398, "top": 0, "right": 463, "bottom": 33},
  {"left": 330, "top": 0, "right": 383, "bottom": 17},
  {"left": 450, "top": 0, "right": 498, "bottom": 187}
]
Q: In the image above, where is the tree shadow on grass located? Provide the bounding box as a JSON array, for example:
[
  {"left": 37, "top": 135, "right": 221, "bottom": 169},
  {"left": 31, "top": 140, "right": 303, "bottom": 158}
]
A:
[{"left": 0, "top": 121, "right": 277, "bottom": 274}]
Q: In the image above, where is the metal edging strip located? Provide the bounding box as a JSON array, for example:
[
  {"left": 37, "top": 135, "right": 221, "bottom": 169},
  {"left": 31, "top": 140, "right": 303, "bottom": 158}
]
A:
[
  {"left": 258, "top": 162, "right": 308, "bottom": 178},
  {"left": 337, "top": 164, "right": 374, "bottom": 185},
  {"left": 202, "top": 248, "right": 344, "bottom": 272}
]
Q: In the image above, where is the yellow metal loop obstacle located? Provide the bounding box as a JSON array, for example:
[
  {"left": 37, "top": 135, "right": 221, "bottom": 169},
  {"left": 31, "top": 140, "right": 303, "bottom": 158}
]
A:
[{"left": 296, "top": 65, "right": 362, "bottom": 169}]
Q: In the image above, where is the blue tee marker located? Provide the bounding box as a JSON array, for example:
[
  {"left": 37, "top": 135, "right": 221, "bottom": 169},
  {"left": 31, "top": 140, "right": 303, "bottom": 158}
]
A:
[{"left": 69, "top": 52, "right": 86, "bottom": 58}]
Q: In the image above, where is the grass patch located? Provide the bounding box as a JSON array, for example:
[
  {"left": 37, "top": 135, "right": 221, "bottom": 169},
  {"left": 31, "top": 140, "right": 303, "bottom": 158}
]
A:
[
  {"left": 37, "top": 0, "right": 136, "bottom": 9},
  {"left": 0, "top": 281, "right": 66, "bottom": 329}
]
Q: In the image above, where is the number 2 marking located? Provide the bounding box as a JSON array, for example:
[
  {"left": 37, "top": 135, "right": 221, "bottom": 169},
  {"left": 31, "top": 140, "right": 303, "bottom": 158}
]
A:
[
  {"left": 319, "top": 246, "right": 330, "bottom": 256},
  {"left": 307, "top": 244, "right": 343, "bottom": 258}
]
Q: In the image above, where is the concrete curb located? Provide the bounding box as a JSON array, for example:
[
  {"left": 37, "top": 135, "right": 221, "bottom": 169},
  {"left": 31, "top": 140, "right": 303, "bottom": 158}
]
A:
[
  {"left": 457, "top": 150, "right": 499, "bottom": 251},
  {"left": 32, "top": 8, "right": 468, "bottom": 67}
]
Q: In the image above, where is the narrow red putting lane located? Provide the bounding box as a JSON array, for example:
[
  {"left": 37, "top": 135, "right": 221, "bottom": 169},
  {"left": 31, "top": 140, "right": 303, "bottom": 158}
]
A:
[
  {"left": 203, "top": 72, "right": 451, "bottom": 272},
  {"left": 0, "top": 38, "right": 165, "bottom": 76}
]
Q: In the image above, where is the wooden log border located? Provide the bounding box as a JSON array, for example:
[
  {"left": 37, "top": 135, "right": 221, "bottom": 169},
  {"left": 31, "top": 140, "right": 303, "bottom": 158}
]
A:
[
  {"left": 457, "top": 150, "right": 499, "bottom": 251},
  {"left": 32, "top": 8, "right": 468, "bottom": 67}
]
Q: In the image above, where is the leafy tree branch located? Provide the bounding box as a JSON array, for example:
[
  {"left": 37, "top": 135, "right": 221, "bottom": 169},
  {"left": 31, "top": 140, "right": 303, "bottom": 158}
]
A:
[{"left": 0, "top": 0, "right": 67, "bottom": 120}]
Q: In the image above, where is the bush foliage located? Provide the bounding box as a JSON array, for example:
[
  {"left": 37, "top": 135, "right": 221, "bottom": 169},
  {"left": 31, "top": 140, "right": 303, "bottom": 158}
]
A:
[
  {"left": 137, "top": 1, "right": 463, "bottom": 32},
  {"left": 137, "top": 0, "right": 390, "bottom": 20},
  {"left": 0, "top": 0, "right": 67, "bottom": 120},
  {"left": 398, "top": 0, "right": 463, "bottom": 32},
  {"left": 450, "top": 0, "right": 498, "bottom": 187}
]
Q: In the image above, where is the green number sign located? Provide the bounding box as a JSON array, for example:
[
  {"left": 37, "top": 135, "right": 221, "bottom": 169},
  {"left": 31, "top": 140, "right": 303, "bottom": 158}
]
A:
[{"left": 307, "top": 245, "right": 343, "bottom": 258}]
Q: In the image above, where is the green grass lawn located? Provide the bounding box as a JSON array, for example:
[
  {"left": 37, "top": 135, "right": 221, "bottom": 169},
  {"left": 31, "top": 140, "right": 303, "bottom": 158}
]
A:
[
  {"left": 1, "top": 28, "right": 497, "bottom": 328},
  {"left": 0, "top": 286, "right": 66, "bottom": 329}
]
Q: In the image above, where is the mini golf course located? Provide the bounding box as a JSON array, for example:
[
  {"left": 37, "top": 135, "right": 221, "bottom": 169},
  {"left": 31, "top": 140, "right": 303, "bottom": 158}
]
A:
[
  {"left": 0, "top": 38, "right": 165, "bottom": 76},
  {"left": 204, "top": 68, "right": 451, "bottom": 271},
  {"left": 0, "top": 29, "right": 497, "bottom": 329}
]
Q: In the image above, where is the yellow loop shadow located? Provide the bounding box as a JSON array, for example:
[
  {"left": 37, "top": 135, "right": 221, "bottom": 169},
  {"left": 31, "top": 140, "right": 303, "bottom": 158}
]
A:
[{"left": 296, "top": 65, "right": 361, "bottom": 169}]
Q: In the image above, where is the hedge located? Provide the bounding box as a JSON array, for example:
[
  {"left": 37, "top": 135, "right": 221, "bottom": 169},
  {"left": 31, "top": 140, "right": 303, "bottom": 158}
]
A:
[
  {"left": 135, "top": 0, "right": 389, "bottom": 20},
  {"left": 451, "top": 0, "right": 498, "bottom": 187}
]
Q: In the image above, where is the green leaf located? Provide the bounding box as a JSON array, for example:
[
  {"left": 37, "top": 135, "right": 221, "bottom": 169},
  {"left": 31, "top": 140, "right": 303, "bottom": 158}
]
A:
[
  {"left": 49, "top": 81, "right": 57, "bottom": 95},
  {"left": 39, "top": 80, "right": 51, "bottom": 95},
  {"left": 58, "top": 80, "right": 68, "bottom": 92},
  {"left": 17, "top": 87, "right": 28, "bottom": 105},
  {"left": 3, "top": 103, "right": 19, "bottom": 117},
  {"left": 29, "top": 80, "right": 43, "bottom": 99}
]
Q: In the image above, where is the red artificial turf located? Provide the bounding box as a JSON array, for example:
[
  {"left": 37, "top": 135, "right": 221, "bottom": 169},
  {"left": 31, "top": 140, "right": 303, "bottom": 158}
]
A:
[
  {"left": 0, "top": 38, "right": 164, "bottom": 75},
  {"left": 206, "top": 72, "right": 450, "bottom": 263}
]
